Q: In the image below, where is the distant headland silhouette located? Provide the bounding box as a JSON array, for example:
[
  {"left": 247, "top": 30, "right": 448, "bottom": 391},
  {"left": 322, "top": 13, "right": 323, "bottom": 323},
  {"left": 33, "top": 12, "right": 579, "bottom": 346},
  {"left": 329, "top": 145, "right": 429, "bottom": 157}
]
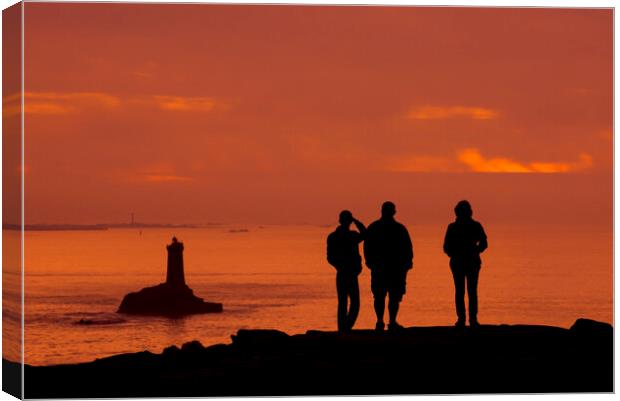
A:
[{"left": 117, "top": 237, "right": 223, "bottom": 316}]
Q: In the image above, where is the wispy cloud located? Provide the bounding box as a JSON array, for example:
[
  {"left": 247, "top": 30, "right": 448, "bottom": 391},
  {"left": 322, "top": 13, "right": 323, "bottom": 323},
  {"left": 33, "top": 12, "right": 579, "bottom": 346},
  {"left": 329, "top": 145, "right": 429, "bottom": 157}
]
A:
[
  {"left": 4, "top": 92, "right": 121, "bottom": 116},
  {"left": 386, "top": 149, "right": 594, "bottom": 174},
  {"left": 116, "top": 162, "right": 196, "bottom": 184},
  {"left": 4, "top": 92, "right": 227, "bottom": 117},
  {"left": 5, "top": 102, "right": 73, "bottom": 116},
  {"left": 26, "top": 92, "right": 121, "bottom": 106},
  {"left": 458, "top": 148, "right": 593, "bottom": 173},
  {"left": 153, "top": 96, "right": 219, "bottom": 112},
  {"left": 408, "top": 106, "right": 499, "bottom": 120}
]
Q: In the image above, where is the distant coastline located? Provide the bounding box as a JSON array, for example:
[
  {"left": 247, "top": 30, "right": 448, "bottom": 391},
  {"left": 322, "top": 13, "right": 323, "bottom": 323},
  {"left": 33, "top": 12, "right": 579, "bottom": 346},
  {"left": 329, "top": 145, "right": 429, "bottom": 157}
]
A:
[{"left": 3, "top": 223, "right": 202, "bottom": 231}]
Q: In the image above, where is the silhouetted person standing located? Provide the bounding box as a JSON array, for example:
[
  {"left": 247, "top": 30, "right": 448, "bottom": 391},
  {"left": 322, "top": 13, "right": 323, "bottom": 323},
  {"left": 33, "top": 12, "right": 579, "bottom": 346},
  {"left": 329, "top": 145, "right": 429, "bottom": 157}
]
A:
[
  {"left": 364, "top": 202, "right": 413, "bottom": 331},
  {"left": 327, "top": 211, "right": 366, "bottom": 332},
  {"left": 166, "top": 237, "right": 186, "bottom": 287},
  {"left": 443, "top": 200, "right": 488, "bottom": 328}
]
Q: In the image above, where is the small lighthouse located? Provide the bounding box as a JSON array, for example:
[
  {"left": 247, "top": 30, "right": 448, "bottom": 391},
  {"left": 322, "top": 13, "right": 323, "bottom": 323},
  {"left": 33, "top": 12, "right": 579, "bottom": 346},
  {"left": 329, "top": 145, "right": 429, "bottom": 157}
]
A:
[
  {"left": 117, "top": 237, "right": 223, "bottom": 316},
  {"left": 166, "top": 237, "right": 186, "bottom": 287}
]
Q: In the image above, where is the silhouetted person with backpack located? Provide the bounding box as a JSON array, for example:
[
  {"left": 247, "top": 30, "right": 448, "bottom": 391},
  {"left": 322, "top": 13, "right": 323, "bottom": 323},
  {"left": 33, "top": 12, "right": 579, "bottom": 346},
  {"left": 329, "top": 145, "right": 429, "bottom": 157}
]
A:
[
  {"left": 364, "top": 201, "right": 413, "bottom": 331},
  {"left": 443, "top": 200, "right": 488, "bottom": 328},
  {"left": 327, "top": 210, "right": 366, "bottom": 332}
]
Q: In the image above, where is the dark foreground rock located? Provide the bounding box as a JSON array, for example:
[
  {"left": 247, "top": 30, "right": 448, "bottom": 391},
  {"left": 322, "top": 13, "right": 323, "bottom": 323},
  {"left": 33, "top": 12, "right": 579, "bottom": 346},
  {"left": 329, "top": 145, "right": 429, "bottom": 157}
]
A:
[
  {"left": 117, "top": 283, "right": 223, "bottom": 316},
  {"left": 21, "top": 319, "right": 612, "bottom": 398}
]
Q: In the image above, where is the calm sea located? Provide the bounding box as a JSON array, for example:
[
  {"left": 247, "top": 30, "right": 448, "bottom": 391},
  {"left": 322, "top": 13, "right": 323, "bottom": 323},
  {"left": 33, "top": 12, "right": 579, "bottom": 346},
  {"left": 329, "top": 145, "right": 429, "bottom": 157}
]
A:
[{"left": 7, "top": 223, "right": 613, "bottom": 366}]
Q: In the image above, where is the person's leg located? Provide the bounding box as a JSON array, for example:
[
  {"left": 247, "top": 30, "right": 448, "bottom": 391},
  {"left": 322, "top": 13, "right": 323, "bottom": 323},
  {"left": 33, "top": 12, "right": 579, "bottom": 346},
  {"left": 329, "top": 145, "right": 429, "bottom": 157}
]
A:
[
  {"left": 374, "top": 296, "right": 385, "bottom": 328},
  {"left": 371, "top": 271, "right": 386, "bottom": 330},
  {"left": 388, "top": 270, "right": 406, "bottom": 329},
  {"left": 348, "top": 275, "right": 360, "bottom": 330},
  {"left": 388, "top": 294, "right": 401, "bottom": 325},
  {"left": 467, "top": 266, "right": 480, "bottom": 325},
  {"left": 451, "top": 267, "right": 466, "bottom": 325},
  {"left": 336, "top": 273, "right": 348, "bottom": 332}
]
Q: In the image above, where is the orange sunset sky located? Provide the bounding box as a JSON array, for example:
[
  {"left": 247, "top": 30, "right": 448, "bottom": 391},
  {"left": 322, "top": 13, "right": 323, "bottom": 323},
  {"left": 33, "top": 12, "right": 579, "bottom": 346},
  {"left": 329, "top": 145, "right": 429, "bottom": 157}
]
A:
[{"left": 7, "top": 4, "right": 613, "bottom": 225}]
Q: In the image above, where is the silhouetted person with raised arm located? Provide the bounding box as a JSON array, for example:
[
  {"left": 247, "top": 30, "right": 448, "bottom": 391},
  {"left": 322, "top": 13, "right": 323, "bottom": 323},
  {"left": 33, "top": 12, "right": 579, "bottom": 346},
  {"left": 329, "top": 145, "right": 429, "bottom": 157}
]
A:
[
  {"left": 327, "top": 210, "right": 366, "bottom": 333},
  {"left": 443, "top": 200, "right": 488, "bottom": 328},
  {"left": 364, "top": 202, "right": 413, "bottom": 332}
]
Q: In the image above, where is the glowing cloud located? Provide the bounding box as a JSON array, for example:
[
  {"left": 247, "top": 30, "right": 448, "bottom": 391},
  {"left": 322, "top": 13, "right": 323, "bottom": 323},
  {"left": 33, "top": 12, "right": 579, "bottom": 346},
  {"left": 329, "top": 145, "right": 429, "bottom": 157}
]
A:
[
  {"left": 110, "top": 162, "right": 196, "bottom": 184},
  {"left": 153, "top": 96, "right": 218, "bottom": 112},
  {"left": 408, "top": 106, "right": 498, "bottom": 120},
  {"left": 24, "top": 92, "right": 121, "bottom": 106},
  {"left": 458, "top": 148, "right": 593, "bottom": 173},
  {"left": 3, "top": 92, "right": 121, "bottom": 116},
  {"left": 4, "top": 92, "right": 226, "bottom": 117}
]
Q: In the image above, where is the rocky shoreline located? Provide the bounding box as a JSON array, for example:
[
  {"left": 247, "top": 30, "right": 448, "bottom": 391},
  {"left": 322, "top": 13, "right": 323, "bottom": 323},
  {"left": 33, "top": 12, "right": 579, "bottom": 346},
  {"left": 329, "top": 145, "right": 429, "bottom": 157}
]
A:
[{"left": 16, "top": 318, "right": 612, "bottom": 398}]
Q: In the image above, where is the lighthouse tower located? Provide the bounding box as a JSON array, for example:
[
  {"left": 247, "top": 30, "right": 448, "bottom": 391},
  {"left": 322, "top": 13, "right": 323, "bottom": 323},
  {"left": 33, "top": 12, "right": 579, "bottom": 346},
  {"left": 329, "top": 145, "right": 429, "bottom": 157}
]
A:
[
  {"left": 118, "top": 236, "right": 222, "bottom": 315},
  {"left": 166, "top": 237, "right": 186, "bottom": 286}
]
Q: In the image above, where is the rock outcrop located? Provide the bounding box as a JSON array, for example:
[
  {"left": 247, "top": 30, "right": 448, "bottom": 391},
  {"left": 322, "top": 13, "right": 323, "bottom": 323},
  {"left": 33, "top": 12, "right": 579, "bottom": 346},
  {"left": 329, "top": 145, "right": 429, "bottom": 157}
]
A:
[
  {"left": 22, "top": 319, "right": 612, "bottom": 398},
  {"left": 117, "top": 237, "right": 223, "bottom": 316}
]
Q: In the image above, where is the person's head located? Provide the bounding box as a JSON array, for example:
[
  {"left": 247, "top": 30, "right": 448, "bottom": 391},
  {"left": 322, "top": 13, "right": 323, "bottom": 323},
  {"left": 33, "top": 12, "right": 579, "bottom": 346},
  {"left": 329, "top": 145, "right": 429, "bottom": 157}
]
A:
[
  {"left": 339, "top": 210, "right": 353, "bottom": 227},
  {"left": 454, "top": 200, "right": 473, "bottom": 219},
  {"left": 381, "top": 201, "right": 396, "bottom": 219},
  {"left": 172, "top": 236, "right": 178, "bottom": 243}
]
